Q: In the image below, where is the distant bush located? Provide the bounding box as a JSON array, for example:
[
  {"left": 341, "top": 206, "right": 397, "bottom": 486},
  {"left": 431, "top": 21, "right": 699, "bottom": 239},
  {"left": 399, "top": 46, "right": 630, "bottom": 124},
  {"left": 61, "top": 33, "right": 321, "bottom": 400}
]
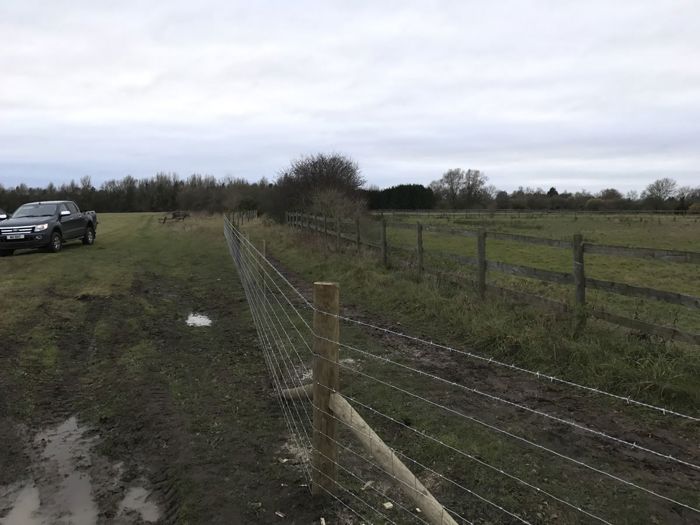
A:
[
  {"left": 584, "top": 198, "right": 604, "bottom": 211},
  {"left": 689, "top": 203, "right": 700, "bottom": 214}
]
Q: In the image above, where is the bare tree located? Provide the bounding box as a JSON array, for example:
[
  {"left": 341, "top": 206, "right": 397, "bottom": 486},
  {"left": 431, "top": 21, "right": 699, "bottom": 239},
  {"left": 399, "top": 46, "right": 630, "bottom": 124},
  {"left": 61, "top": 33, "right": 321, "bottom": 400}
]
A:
[
  {"left": 430, "top": 168, "right": 488, "bottom": 208},
  {"left": 642, "top": 178, "right": 677, "bottom": 201},
  {"left": 273, "top": 153, "right": 364, "bottom": 219}
]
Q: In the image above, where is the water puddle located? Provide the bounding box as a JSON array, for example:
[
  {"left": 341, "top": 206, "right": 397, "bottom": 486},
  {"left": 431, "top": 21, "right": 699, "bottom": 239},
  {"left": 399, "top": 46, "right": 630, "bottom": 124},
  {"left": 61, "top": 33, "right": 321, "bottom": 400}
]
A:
[
  {"left": 1, "top": 483, "right": 40, "bottom": 524},
  {"left": 118, "top": 487, "right": 160, "bottom": 522},
  {"left": 186, "top": 313, "right": 212, "bottom": 326},
  {"left": 0, "top": 417, "right": 160, "bottom": 525}
]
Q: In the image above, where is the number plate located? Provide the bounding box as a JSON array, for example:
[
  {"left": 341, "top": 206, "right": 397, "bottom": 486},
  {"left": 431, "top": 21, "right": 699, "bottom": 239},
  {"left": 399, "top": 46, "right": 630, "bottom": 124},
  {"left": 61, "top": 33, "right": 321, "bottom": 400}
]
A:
[{"left": 7, "top": 234, "right": 24, "bottom": 240}]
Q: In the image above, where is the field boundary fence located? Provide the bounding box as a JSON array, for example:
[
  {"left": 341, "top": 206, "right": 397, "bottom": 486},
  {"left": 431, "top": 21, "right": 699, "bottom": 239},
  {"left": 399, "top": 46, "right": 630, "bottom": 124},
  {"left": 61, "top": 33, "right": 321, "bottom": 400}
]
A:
[
  {"left": 225, "top": 213, "right": 700, "bottom": 523},
  {"left": 286, "top": 211, "right": 700, "bottom": 345},
  {"left": 372, "top": 209, "right": 700, "bottom": 217}
]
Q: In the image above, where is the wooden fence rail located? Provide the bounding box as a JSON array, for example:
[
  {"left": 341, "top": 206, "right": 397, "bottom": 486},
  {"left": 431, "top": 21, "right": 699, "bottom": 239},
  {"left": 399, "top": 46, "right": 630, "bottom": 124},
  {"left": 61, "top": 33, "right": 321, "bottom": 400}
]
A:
[{"left": 286, "top": 212, "right": 700, "bottom": 344}]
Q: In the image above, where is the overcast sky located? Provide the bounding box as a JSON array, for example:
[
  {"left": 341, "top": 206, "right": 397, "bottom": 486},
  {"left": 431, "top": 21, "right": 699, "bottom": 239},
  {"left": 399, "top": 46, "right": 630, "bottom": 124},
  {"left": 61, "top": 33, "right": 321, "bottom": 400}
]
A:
[{"left": 1, "top": 0, "right": 698, "bottom": 192}]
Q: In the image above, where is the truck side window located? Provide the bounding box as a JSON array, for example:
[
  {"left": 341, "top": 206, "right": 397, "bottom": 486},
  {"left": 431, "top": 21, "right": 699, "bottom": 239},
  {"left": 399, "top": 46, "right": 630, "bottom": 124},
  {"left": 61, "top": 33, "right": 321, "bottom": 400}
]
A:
[
  {"left": 60, "top": 203, "right": 70, "bottom": 215},
  {"left": 67, "top": 202, "right": 79, "bottom": 214}
]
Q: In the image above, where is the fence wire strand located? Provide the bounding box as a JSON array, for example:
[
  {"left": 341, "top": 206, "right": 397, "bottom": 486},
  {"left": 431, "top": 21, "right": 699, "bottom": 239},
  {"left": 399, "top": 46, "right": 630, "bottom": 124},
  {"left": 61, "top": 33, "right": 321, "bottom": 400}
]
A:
[{"left": 225, "top": 216, "right": 700, "bottom": 525}]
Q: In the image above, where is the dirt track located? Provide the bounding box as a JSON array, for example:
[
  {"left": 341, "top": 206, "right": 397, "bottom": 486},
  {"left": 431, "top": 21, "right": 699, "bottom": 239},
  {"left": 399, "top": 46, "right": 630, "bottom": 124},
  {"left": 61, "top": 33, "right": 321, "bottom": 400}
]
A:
[{"left": 0, "top": 269, "right": 329, "bottom": 524}]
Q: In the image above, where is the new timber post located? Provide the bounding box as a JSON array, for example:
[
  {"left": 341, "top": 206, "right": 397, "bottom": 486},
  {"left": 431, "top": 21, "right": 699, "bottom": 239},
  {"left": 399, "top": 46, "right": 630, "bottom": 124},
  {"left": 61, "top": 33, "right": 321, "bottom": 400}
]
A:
[{"left": 311, "top": 282, "right": 340, "bottom": 495}]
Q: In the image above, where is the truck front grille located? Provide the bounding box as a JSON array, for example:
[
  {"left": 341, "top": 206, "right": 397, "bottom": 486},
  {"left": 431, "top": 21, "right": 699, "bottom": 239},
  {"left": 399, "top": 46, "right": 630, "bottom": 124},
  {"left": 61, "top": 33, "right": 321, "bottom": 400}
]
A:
[{"left": 0, "top": 226, "right": 35, "bottom": 234}]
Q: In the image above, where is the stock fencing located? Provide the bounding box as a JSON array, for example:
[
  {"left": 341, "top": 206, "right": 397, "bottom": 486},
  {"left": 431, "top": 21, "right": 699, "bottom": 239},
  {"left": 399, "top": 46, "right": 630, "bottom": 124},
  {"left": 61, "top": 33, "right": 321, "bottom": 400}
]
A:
[{"left": 224, "top": 215, "right": 699, "bottom": 524}]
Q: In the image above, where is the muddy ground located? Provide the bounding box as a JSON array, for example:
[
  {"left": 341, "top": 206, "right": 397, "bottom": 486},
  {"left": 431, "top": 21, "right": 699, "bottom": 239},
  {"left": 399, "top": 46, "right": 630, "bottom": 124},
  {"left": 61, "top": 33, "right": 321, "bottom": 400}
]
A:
[
  {"left": 0, "top": 215, "right": 332, "bottom": 524},
  {"left": 0, "top": 270, "right": 334, "bottom": 524}
]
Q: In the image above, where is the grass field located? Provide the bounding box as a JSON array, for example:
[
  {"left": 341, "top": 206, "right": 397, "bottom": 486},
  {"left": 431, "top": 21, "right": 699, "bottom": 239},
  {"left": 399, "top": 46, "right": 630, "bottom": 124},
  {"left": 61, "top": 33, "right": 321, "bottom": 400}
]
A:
[{"left": 0, "top": 213, "right": 325, "bottom": 524}]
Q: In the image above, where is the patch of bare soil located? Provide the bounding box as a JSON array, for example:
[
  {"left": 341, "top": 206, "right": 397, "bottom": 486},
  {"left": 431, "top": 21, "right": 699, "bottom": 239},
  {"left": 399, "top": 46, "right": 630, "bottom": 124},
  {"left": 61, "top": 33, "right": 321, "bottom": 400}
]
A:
[{"left": 0, "top": 416, "right": 160, "bottom": 525}]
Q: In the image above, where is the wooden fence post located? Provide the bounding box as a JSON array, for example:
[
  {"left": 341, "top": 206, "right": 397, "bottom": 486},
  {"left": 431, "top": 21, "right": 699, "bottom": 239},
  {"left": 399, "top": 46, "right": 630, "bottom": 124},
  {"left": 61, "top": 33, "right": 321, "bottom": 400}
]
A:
[
  {"left": 573, "top": 233, "right": 586, "bottom": 333},
  {"left": 355, "top": 217, "right": 361, "bottom": 252},
  {"left": 335, "top": 217, "right": 341, "bottom": 252},
  {"left": 417, "top": 222, "right": 424, "bottom": 280},
  {"left": 477, "top": 229, "right": 487, "bottom": 299},
  {"left": 312, "top": 282, "right": 340, "bottom": 496},
  {"left": 381, "top": 218, "right": 388, "bottom": 267}
]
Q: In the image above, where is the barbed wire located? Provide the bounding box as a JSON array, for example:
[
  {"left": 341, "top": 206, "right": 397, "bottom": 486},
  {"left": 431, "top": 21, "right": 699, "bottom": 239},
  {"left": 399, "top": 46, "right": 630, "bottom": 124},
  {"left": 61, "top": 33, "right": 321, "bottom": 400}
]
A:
[
  {"left": 225, "top": 217, "right": 700, "bottom": 524},
  {"left": 231, "top": 215, "right": 699, "bottom": 423},
  {"left": 228, "top": 223, "right": 560, "bottom": 523},
  {"left": 228, "top": 221, "right": 699, "bottom": 479},
  {"left": 229, "top": 223, "right": 442, "bottom": 523}
]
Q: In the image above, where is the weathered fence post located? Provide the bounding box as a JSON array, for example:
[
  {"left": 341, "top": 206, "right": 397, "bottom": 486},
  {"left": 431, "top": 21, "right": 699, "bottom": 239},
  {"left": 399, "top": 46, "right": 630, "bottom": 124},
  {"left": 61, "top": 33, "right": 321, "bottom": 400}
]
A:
[
  {"left": 477, "top": 229, "right": 487, "bottom": 299},
  {"left": 381, "top": 218, "right": 388, "bottom": 267},
  {"left": 335, "top": 217, "right": 341, "bottom": 252},
  {"left": 312, "top": 282, "right": 340, "bottom": 496},
  {"left": 355, "top": 217, "right": 361, "bottom": 252},
  {"left": 416, "top": 222, "right": 424, "bottom": 280},
  {"left": 573, "top": 233, "right": 586, "bottom": 333}
]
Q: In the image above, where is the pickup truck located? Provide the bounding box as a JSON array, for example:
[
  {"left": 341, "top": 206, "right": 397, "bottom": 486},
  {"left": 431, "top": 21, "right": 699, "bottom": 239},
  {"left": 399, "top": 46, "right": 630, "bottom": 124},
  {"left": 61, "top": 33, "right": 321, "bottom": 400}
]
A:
[{"left": 0, "top": 201, "right": 97, "bottom": 256}]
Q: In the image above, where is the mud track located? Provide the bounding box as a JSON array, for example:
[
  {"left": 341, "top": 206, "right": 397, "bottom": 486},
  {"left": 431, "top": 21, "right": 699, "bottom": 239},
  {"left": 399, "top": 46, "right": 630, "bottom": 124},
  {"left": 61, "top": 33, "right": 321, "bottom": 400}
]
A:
[{"left": 0, "top": 272, "right": 330, "bottom": 524}]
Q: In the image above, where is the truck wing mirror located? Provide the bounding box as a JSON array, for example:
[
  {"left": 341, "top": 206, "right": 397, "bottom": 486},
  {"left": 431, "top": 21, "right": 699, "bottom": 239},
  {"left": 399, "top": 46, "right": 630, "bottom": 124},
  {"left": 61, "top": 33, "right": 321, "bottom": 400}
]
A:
[
  {"left": 60, "top": 210, "right": 71, "bottom": 216},
  {"left": 0, "top": 214, "right": 7, "bottom": 220}
]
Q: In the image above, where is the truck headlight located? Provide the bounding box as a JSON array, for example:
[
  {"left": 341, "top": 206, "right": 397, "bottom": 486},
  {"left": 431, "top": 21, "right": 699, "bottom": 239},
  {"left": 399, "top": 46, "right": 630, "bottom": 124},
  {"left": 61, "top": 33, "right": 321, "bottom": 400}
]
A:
[{"left": 34, "top": 223, "right": 49, "bottom": 232}]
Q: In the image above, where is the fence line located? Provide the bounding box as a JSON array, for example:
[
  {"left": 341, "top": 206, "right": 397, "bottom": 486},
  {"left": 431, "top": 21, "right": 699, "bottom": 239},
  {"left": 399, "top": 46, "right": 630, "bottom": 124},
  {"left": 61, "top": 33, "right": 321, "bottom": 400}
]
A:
[
  {"left": 225, "top": 213, "right": 700, "bottom": 524},
  {"left": 251, "top": 213, "right": 700, "bottom": 422},
  {"left": 287, "top": 211, "right": 700, "bottom": 344}
]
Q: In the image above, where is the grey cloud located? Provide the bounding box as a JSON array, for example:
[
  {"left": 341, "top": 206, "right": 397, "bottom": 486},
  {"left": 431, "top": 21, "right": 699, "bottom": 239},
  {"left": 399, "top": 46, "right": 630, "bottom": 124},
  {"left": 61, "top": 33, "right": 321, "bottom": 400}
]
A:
[{"left": 1, "top": 0, "right": 699, "bottom": 191}]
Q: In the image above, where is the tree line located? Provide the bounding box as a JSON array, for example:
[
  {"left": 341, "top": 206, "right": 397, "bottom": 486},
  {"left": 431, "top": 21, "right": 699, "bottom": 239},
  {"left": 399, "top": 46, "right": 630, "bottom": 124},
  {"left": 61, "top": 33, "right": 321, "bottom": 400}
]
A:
[{"left": 1, "top": 154, "right": 698, "bottom": 217}]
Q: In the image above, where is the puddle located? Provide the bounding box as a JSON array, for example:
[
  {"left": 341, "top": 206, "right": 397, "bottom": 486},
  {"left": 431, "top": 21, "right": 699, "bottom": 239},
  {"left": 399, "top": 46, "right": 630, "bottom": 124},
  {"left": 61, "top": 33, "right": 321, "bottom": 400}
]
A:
[
  {"left": 0, "top": 417, "right": 160, "bottom": 525},
  {"left": 1, "top": 482, "right": 40, "bottom": 524},
  {"left": 186, "top": 313, "right": 212, "bottom": 327},
  {"left": 279, "top": 439, "right": 310, "bottom": 468},
  {"left": 118, "top": 487, "right": 160, "bottom": 522}
]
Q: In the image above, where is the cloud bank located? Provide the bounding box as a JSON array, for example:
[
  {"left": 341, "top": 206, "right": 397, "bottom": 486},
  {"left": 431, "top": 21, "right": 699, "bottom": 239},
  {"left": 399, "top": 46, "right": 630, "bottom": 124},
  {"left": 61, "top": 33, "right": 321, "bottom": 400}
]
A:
[{"left": 1, "top": 0, "right": 698, "bottom": 191}]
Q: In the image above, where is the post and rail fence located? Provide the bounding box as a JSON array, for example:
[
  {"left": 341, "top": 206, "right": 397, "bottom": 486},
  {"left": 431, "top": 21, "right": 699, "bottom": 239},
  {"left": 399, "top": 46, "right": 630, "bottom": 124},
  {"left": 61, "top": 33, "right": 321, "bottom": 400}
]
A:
[
  {"left": 225, "top": 215, "right": 700, "bottom": 524},
  {"left": 285, "top": 211, "right": 700, "bottom": 345}
]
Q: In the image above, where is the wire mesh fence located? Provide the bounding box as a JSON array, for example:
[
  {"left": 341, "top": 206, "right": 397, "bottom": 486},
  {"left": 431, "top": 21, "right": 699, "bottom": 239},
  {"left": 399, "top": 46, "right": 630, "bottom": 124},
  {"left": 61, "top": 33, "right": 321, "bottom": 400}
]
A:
[{"left": 224, "top": 214, "right": 700, "bottom": 524}]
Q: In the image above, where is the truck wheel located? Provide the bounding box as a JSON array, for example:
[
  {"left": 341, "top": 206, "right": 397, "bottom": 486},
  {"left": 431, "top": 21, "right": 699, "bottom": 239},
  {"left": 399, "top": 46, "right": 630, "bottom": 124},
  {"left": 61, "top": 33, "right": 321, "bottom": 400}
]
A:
[
  {"left": 82, "top": 225, "right": 95, "bottom": 245},
  {"left": 49, "top": 231, "right": 62, "bottom": 253},
  {"left": 0, "top": 249, "right": 14, "bottom": 257}
]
